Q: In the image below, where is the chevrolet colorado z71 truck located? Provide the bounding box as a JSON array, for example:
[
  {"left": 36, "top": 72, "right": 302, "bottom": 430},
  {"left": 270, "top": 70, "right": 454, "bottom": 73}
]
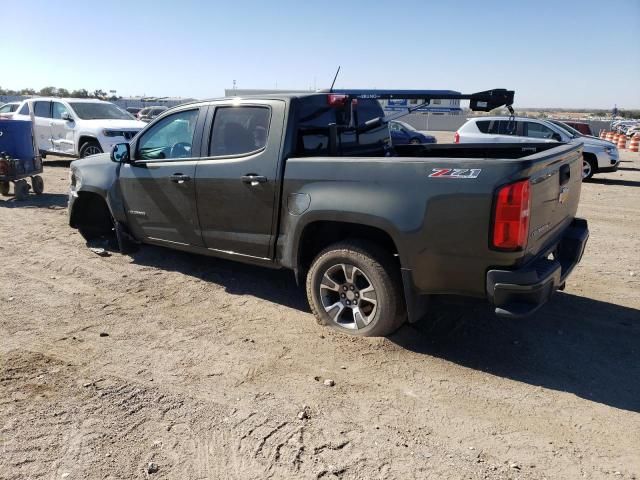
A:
[{"left": 68, "top": 88, "right": 589, "bottom": 337}]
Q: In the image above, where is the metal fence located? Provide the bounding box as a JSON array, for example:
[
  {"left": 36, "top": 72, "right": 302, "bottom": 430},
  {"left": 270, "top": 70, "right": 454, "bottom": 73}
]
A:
[{"left": 401, "top": 113, "right": 611, "bottom": 135}]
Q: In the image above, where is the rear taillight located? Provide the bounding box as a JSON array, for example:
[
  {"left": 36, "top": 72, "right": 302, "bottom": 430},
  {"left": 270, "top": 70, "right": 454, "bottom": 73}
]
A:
[
  {"left": 327, "top": 94, "right": 349, "bottom": 107},
  {"left": 492, "top": 179, "right": 531, "bottom": 251},
  {"left": 454, "top": 131, "right": 460, "bottom": 143}
]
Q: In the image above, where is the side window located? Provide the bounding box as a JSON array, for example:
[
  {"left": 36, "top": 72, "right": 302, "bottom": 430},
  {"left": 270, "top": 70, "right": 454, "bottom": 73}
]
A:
[
  {"left": 136, "top": 109, "right": 199, "bottom": 160},
  {"left": 34, "top": 101, "right": 51, "bottom": 118},
  {"left": 52, "top": 102, "right": 69, "bottom": 120},
  {"left": 209, "top": 106, "right": 271, "bottom": 157},
  {"left": 19, "top": 103, "right": 30, "bottom": 115},
  {"left": 389, "top": 122, "right": 401, "bottom": 132},
  {"left": 486, "top": 120, "right": 516, "bottom": 135},
  {"left": 476, "top": 121, "right": 490, "bottom": 133},
  {"left": 525, "top": 122, "right": 555, "bottom": 139}
]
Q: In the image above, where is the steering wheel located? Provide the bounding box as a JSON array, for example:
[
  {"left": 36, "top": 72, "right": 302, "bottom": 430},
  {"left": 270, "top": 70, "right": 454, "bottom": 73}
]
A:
[{"left": 170, "top": 142, "right": 192, "bottom": 158}]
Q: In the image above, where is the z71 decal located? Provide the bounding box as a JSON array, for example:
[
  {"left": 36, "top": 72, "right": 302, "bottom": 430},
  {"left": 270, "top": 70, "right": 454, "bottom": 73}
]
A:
[{"left": 429, "top": 168, "right": 482, "bottom": 179}]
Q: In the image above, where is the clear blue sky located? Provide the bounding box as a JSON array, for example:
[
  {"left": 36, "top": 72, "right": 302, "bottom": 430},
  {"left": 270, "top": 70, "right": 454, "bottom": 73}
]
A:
[{"left": 3, "top": 0, "right": 639, "bottom": 109}]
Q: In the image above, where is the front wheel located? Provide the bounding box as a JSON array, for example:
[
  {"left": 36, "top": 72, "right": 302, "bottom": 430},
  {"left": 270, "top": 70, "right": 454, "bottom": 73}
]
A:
[
  {"left": 410, "top": 137, "right": 421, "bottom": 145},
  {"left": 582, "top": 158, "right": 595, "bottom": 180},
  {"left": 306, "top": 240, "right": 405, "bottom": 337},
  {"left": 79, "top": 140, "right": 103, "bottom": 158}
]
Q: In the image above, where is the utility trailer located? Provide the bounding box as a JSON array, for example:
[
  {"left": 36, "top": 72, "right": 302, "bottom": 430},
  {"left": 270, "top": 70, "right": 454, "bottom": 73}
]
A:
[{"left": 0, "top": 113, "right": 44, "bottom": 200}]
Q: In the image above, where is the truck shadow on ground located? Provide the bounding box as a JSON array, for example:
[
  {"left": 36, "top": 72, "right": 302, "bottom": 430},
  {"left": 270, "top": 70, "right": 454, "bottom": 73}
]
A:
[
  {"left": 0, "top": 193, "right": 68, "bottom": 209},
  {"left": 586, "top": 178, "right": 640, "bottom": 187},
  {"left": 131, "top": 244, "right": 640, "bottom": 413},
  {"left": 130, "top": 245, "right": 311, "bottom": 312},
  {"left": 391, "top": 292, "right": 640, "bottom": 413}
]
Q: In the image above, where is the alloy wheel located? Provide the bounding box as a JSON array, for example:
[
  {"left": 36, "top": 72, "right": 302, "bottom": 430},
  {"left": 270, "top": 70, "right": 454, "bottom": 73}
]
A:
[{"left": 319, "top": 263, "right": 378, "bottom": 330}]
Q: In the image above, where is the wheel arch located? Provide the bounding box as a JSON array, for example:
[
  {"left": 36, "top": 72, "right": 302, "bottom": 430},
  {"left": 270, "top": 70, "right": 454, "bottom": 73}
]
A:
[
  {"left": 77, "top": 134, "right": 101, "bottom": 154},
  {"left": 69, "top": 190, "right": 113, "bottom": 238}
]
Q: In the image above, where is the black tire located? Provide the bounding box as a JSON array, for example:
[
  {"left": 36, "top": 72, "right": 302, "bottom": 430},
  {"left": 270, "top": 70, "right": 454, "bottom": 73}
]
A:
[
  {"left": 0, "top": 181, "right": 10, "bottom": 196},
  {"left": 14, "top": 180, "right": 29, "bottom": 201},
  {"left": 410, "top": 137, "right": 421, "bottom": 145},
  {"left": 582, "top": 156, "right": 596, "bottom": 180},
  {"left": 306, "top": 240, "right": 405, "bottom": 337},
  {"left": 79, "top": 140, "right": 103, "bottom": 158},
  {"left": 31, "top": 175, "right": 44, "bottom": 195}
]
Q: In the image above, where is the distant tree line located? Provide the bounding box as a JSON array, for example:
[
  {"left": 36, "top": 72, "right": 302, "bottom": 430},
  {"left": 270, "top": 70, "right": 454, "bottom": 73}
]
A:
[{"left": 0, "top": 86, "right": 120, "bottom": 101}]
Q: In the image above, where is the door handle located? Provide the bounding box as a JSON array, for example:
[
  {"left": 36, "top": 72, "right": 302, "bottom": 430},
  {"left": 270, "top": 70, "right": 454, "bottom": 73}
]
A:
[
  {"left": 559, "top": 164, "right": 571, "bottom": 186},
  {"left": 241, "top": 174, "right": 267, "bottom": 185},
  {"left": 170, "top": 173, "right": 191, "bottom": 184}
]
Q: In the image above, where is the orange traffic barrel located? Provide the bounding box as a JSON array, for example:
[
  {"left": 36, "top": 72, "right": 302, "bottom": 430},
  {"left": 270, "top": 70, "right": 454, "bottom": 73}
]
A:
[
  {"left": 617, "top": 134, "right": 627, "bottom": 149},
  {"left": 628, "top": 134, "right": 640, "bottom": 153},
  {"left": 606, "top": 132, "right": 615, "bottom": 141}
]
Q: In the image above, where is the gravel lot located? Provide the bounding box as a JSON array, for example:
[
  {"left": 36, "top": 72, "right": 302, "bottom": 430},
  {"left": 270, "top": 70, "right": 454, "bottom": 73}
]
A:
[{"left": 1, "top": 143, "right": 639, "bottom": 479}]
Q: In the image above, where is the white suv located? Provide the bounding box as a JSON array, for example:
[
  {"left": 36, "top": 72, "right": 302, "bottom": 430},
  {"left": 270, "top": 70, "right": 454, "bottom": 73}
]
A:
[
  {"left": 455, "top": 116, "right": 619, "bottom": 179},
  {"left": 12, "top": 98, "right": 146, "bottom": 158}
]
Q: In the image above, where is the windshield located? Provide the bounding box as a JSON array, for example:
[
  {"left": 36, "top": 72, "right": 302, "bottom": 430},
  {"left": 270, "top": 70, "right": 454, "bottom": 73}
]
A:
[
  {"left": 0, "top": 103, "right": 19, "bottom": 113},
  {"left": 69, "top": 102, "right": 133, "bottom": 120},
  {"left": 550, "top": 121, "right": 580, "bottom": 138}
]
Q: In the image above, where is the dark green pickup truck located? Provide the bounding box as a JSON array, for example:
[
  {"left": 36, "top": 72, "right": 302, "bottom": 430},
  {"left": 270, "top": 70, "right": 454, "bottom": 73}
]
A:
[{"left": 68, "top": 89, "right": 588, "bottom": 336}]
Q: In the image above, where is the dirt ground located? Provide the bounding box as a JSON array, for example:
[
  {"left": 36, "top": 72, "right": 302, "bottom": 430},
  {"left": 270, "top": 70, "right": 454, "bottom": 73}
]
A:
[{"left": 1, "top": 142, "right": 639, "bottom": 480}]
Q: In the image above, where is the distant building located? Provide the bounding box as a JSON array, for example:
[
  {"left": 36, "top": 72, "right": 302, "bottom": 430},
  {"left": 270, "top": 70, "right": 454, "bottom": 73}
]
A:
[
  {"left": 224, "top": 89, "right": 312, "bottom": 97},
  {"left": 380, "top": 91, "right": 463, "bottom": 116}
]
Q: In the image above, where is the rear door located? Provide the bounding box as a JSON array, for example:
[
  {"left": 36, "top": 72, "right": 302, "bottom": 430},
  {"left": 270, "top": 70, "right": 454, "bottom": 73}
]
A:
[
  {"left": 32, "top": 101, "right": 53, "bottom": 152},
  {"left": 194, "top": 100, "right": 285, "bottom": 260},
  {"left": 118, "top": 106, "right": 206, "bottom": 246}
]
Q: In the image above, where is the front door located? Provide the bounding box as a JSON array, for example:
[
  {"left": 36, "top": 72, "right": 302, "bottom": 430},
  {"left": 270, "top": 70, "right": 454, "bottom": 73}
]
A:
[
  {"left": 195, "top": 101, "right": 284, "bottom": 260},
  {"left": 50, "top": 101, "right": 75, "bottom": 154},
  {"left": 118, "top": 107, "right": 205, "bottom": 247}
]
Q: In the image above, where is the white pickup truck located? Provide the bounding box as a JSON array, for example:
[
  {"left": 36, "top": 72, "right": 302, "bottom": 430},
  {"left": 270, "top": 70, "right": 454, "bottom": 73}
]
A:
[
  {"left": 455, "top": 116, "right": 619, "bottom": 179},
  {"left": 11, "top": 97, "right": 146, "bottom": 158}
]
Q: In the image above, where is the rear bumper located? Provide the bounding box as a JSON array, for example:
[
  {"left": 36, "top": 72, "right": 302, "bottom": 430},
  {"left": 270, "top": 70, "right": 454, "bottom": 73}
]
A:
[{"left": 486, "top": 218, "right": 589, "bottom": 318}]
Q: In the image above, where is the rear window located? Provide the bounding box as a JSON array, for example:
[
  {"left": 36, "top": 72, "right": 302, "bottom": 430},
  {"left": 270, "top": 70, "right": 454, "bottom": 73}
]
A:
[
  {"left": 295, "top": 97, "right": 388, "bottom": 157},
  {"left": 34, "top": 101, "right": 51, "bottom": 118},
  {"left": 209, "top": 106, "right": 271, "bottom": 156},
  {"left": 476, "top": 119, "right": 516, "bottom": 135}
]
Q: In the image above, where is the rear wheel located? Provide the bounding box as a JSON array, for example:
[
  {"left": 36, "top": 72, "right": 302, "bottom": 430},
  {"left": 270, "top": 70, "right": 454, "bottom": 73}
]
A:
[
  {"left": 79, "top": 140, "right": 103, "bottom": 158},
  {"left": 31, "top": 175, "right": 44, "bottom": 195},
  {"left": 0, "top": 181, "right": 10, "bottom": 196},
  {"left": 306, "top": 240, "right": 405, "bottom": 337}
]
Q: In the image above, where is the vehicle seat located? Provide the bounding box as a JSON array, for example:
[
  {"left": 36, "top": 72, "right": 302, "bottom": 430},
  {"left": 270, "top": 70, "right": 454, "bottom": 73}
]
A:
[{"left": 223, "top": 122, "right": 252, "bottom": 155}]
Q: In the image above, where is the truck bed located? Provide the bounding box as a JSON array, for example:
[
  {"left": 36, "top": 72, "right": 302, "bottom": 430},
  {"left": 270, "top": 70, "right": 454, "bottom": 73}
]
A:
[{"left": 281, "top": 142, "right": 583, "bottom": 299}]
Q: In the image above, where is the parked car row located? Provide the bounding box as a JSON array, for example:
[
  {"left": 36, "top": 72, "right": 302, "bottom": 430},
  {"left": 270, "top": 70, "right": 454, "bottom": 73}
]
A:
[
  {"left": 455, "top": 116, "right": 619, "bottom": 180},
  {"left": 3, "top": 98, "right": 146, "bottom": 158},
  {"left": 612, "top": 120, "right": 640, "bottom": 137}
]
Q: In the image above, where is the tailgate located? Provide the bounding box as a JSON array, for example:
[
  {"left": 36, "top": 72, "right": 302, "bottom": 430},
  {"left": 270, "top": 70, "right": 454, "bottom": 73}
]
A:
[{"left": 525, "top": 142, "right": 583, "bottom": 258}]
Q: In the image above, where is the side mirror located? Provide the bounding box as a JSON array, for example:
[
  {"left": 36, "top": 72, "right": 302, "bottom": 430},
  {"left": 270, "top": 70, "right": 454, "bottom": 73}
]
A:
[
  {"left": 111, "top": 143, "right": 130, "bottom": 163},
  {"left": 552, "top": 133, "right": 562, "bottom": 142},
  {"left": 61, "top": 112, "right": 73, "bottom": 122}
]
